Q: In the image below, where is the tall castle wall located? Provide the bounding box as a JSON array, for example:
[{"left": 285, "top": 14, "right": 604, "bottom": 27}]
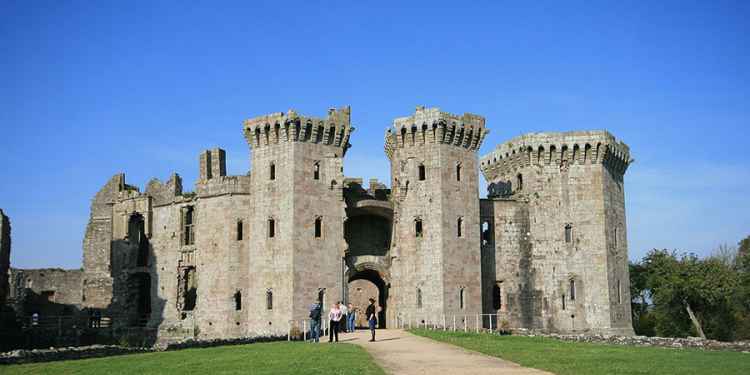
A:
[
  {"left": 386, "top": 107, "right": 488, "bottom": 325},
  {"left": 1, "top": 209, "right": 11, "bottom": 306},
  {"left": 243, "top": 107, "right": 353, "bottom": 333},
  {"left": 479, "top": 131, "right": 633, "bottom": 335}
]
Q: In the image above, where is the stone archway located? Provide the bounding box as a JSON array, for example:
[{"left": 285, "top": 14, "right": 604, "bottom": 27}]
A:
[{"left": 348, "top": 267, "right": 388, "bottom": 328}]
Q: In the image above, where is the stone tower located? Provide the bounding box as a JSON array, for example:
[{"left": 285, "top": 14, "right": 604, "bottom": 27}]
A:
[
  {"left": 479, "top": 131, "right": 634, "bottom": 335},
  {"left": 385, "top": 107, "right": 489, "bottom": 326},
  {"left": 243, "top": 107, "right": 354, "bottom": 333}
]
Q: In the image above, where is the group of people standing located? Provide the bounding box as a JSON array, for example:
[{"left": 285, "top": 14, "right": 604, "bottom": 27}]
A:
[{"left": 308, "top": 298, "right": 378, "bottom": 343}]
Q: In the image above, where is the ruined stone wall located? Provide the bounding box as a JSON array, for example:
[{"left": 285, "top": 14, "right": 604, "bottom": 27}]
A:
[
  {"left": 386, "top": 107, "right": 488, "bottom": 326},
  {"left": 243, "top": 107, "right": 353, "bottom": 335},
  {"left": 480, "top": 131, "right": 633, "bottom": 335},
  {"left": 0, "top": 209, "right": 10, "bottom": 306},
  {"left": 9, "top": 268, "right": 83, "bottom": 316}
]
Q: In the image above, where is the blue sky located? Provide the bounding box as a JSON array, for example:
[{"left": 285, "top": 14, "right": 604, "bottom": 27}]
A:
[{"left": 1, "top": 1, "right": 748, "bottom": 269}]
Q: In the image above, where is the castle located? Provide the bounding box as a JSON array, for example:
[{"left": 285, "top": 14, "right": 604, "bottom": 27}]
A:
[{"left": 6, "top": 106, "right": 634, "bottom": 344}]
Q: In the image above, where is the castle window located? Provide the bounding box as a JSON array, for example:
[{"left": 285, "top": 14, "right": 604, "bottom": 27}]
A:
[
  {"left": 183, "top": 206, "right": 195, "bottom": 246},
  {"left": 617, "top": 279, "right": 622, "bottom": 304},
  {"left": 562, "top": 294, "right": 566, "bottom": 310},
  {"left": 481, "top": 220, "right": 492, "bottom": 245},
  {"left": 415, "top": 218, "right": 423, "bottom": 237},
  {"left": 456, "top": 163, "right": 461, "bottom": 181},
  {"left": 457, "top": 217, "right": 463, "bottom": 238},
  {"left": 418, "top": 164, "right": 426, "bottom": 181},
  {"left": 314, "top": 217, "right": 322, "bottom": 238},
  {"left": 236, "top": 220, "right": 243, "bottom": 241},
  {"left": 270, "top": 162, "right": 276, "bottom": 180},
  {"left": 234, "top": 290, "right": 242, "bottom": 311},
  {"left": 584, "top": 144, "right": 592, "bottom": 163},
  {"left": 459, "top": 288, "right": 466, "bottom": 310},
  {"left": 266, "top": 289, "right": 273, "bottom": 310},
  {"left": 565, "top": 224, "right": 572, "bottom": 243},
  {"left": 493, "top": 282, "right": 503, "bottom": 310},
  {"left": 614, "top": 227, "right": 618, "bottom": 248},
  {"left": 313, "top": 162, "right": 320, "bottom": 180},
  {"left": 569, "top": 279, "right": 576, "bottom": 301},
  {"left": 416, "top": 288, "right": 423, "bottom": 309},
  {"left": 268, "top": 218, "right": 275, "bottom": 238},
  {"left": 516, "top": 173, "right": 523, "bottom": 191}
]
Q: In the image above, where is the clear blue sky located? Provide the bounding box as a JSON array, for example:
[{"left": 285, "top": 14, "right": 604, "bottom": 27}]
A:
[{"left": 1, "top": 1, "right": 748, "bottom": 269}]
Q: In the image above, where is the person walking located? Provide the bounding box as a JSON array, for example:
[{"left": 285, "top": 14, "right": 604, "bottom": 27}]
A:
[
  {"left": 309, "top": 300, "right": 322, "bottom": 343},
  {"left": 328, "top": 302, "right": 342, "bottom": 343},
  {"left": 366, "top": 298, "right": 377, "bottom": 342},
  {"left": 347, "top": 303, "right": 356, "bottom": 332},
  {"left": 339, "top": 301, "right": 349, "bottom": 333}
]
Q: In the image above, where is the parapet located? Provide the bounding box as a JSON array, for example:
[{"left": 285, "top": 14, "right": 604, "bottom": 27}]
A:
[
  {"left": 199, "top": 148, "right": 226, "bottom": 181},
  {"left": 384, "top": 106, "right": 489, "bottom": 159},
  {"left": 242, "top": 106, "right": 354, "bottom": 154},
  {"left": 480, "top": 130, "right": 632, "bottom": 182}
]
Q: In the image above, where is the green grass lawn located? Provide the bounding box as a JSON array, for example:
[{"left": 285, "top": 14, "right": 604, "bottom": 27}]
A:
[
  {"left": 2, "top": 342, "right": 385, "bottom": 375},
  {"left": 411, "top": 329, "right": 750, "bottom": 375}
]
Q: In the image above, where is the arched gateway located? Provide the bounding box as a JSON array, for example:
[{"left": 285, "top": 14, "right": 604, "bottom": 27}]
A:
[{"left": 343, "top": 182, "right": 393, "bottom": 328}]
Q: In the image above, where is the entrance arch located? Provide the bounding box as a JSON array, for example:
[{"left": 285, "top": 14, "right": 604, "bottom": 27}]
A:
[{"left": 348, "top": 268, "right": 388, "bottom": 328}]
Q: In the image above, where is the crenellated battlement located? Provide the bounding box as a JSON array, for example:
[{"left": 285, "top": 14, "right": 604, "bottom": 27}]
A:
[
  {"left": 479, "top": 130, "right": 632, "bottom": 182},
  {"left": 242, "top": 106, "right": 354, "bottom": 154},
  {"left": 384, "top": 106, "right": 489, "bottom": 159}
]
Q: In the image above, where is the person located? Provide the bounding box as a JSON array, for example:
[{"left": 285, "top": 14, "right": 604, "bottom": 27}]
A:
[
  {"left": 366, "top": 298, "right": 377, "bottom": 342},
  {"left": 309, "top": 301, "right": 322, "bottom": 343},
  {"left": 328, "top": 302, "right": 342, "bottom": 343},
  {"left": 347, "top": 303, "right": 356, "bottom": 332},
  {"left": 339, "top": 301, "right": 348, "bottom": 333}
]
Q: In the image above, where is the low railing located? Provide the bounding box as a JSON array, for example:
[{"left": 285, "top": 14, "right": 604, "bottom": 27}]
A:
[{"left": 394, "top": 313, "right": 510, "bottom": 333}]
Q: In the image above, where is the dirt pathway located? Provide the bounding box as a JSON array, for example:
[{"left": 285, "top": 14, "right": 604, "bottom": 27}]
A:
[{"left": 338, "top": 328, "right": 553, "bottom": 375}]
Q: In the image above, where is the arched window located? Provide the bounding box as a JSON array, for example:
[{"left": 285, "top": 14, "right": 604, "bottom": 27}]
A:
[
  {"left": 236, "top": 220, "right": 243, "bottom": 241},
  {"left": 418, "top": 164, "right": 426, "bottom": 181},
  {"left": 268, "top": 218, "right": 275, "bottom": 238},
  {"left": 565, "top": 224, "right": 572, "bottom": 243},
  {"left": 569, "top": 279, "right": 576, "bottom": 301},
  {"left": 459, "top": 288, "right": 466, "bottom": 310},
  {"left": 416, "top": 288, "right": 423, "bottom": 309},
  {"left": 234, "top": 290, "right": 242, "bottom": 311},
  {"left": 516, "top": 173, "right": 523, "bottom": 191},
  {"left": 457, "top": 217, "right": 463, "bottom": 238},
  {"left": 314, "top": 217, "right": 322, "bottom": 238},
  {"left": 313, "top": 162, "right": 320, "bottom": 180},
  {"left": 269, "top": 162, "right": 276, "bottom": 180},
  {"left": 415, "top": 218, "right": 423, "bottom": 237},
  {"left": 456, "top": 162, "right": 461, "bottom": 182},
  {"left": 266, "top": 289, "right": 273, "bottom": 310}
]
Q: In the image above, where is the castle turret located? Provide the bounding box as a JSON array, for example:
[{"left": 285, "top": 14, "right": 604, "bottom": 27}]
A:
[
  {"left": 386, "top": 106, "right": 488, "bottom": 327},
  {"left": 243, "top": 106, "right": 353, "bottom": 333},
  {"left": 479, "top": 130, "right": 634, "bottom": 335}
]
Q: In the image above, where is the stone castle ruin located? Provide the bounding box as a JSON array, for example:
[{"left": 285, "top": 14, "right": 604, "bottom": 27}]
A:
[{"left": 4, "top": 105, "right": 634, "bottom": 345}]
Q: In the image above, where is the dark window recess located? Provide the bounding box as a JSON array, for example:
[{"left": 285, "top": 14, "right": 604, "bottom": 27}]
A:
[
  {"left": 456, "top": 163, "right": 461, "bottom": 181},
  {"left": 314, "top": 217, "right": 322, "bottom": 238},
  {"left": 457, "top": 217, "right": 463, "bottom": 238},
  {"left": 266, "top": 290, "right": 273, "bottom": 310},
  {"left": 459, "top": 288, "right": 465, "bottom": 310},
  {"left": 184, "top": 206, "right": 195, "bottom": 246},
  {"left": 415, "top": 219, "right": 423, "bottom": 237},
  {"left": 493, "top": 284, "right": 502, "bottom": 310},
  {"left": 313, "top": 163, "right": 320, "bottom": 180},
  {"left": 562, "top": 294, "right": 566, "bottom": 310},
  {"left": 268, "top": 219, "right": 275, "bottom": 238},
  {"left": 236, "top": 220, "right": 243, "bottom": 241},
  {"left": 565, "top": 224, "right": 572, "bottom": 243},
  {"left": 270, "top": 163, "right": 276, "bottom": 180},
  {"left": 417, "top": 288, "right": 423, "bottom": 309},
  {"left": 570, "top": 279, "right": 576, "bottom": 301},
  {"left": 418, "top": 164, "right": 426, "bottom": 181},
  {"left": 517, "top": 173, "right": 523, "bottom": 191},
  {"left": 234, "top": 291, "right": 242, "bottom": 311}
]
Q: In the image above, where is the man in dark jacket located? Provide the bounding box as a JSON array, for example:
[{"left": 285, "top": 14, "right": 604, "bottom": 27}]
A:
[
  {"left": 366, "top": 298, "right": 377, "bottom": 342},
  {"left": 309, "top": 301, "right": 322, "bottom": 343}
]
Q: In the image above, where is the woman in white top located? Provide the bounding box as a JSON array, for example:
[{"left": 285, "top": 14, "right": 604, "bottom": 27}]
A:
[{"left": 328, "top": 302, "right": 342, "bottom": 342}]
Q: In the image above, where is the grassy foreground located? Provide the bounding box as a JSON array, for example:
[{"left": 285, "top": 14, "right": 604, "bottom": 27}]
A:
[
  {"left": 2, "top": 341, "right": 385, "bottom": 375},
  {"left": 410, "top": 329, "right": 750, "bottom": 375}
]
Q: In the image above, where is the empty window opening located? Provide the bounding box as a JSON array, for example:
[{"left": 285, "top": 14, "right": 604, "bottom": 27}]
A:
[
  {"left": 181, "top": 267, "right": 197, "bottom": 311},
  {"left": 268, "top": 218, "right": 275, "bottom": 238},
  {"left": 418, "top": 164, "right": 426, "bottom": 181},
  {"left": 270, "top": 162, "right": 276, "bottom": 180},
  {"left": 516, "top": 173, "right": 523, "bottom": 191},
  {"left": 492, "top": 283, "right": 502, "bottom": 310},
  {"left": 236, "top": 220, "right": 243, "bottom": 241},
  {"left": 459, "top": 288, "right": 466, "bottom": 310},
  {"left": 415, "top": 218, "right": 423, "bottom": 237},
  {"left": 314, "top": 217, "right": 322, "bottom": 238},
  {"left": 234, "top": 290, "right": 242, "bottom": 311},
  {"left": 266, "top": 289, "right": 273, "bottom": 310},
  {"left": 564, "top": 224, "right": 572, "bottom": 243},
  {"left": 562, "top": 294, "right": 566, "bottom": 310},
  {"left": 313, "top": 162, "right": 320, "bottom": 180},
  {"left": 481, "top": 220, "right": 492, "bottom": 245},
  {"left": 457, "top": 217, "right": 463, "bottom": 238},
  {"left": 130, "top": 213, "right": 149, "bottom": 267},
  {"left": 569, "top": 279, "right": 576, "bottom": 301},
  {"left": 183, "top": 206, "right": 195, "bottom": 246},
  {"left": 456, "top": 163, "right": 462, "bottom": 181},
  {"left": 617, "top": 279, "right": 622, "bottom": 304},
  {"left": 416, "top": 288, "right": 423, "bottom": 309},
  {"left": 614, "top": 227, "right": 618, "bottom": 248}
]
